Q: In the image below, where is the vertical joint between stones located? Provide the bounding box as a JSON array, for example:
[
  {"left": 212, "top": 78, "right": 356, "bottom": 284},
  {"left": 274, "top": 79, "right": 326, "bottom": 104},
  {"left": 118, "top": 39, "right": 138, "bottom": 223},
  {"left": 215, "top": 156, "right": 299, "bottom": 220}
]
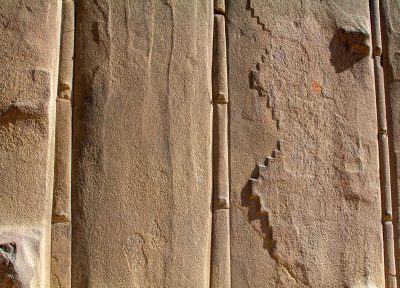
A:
[
  {"left": 51, "top": 1, "right": 74, "bottom": 287},
  {"left": 369, "top": 0, "right": 397, "bottom": 286},
  {"left": 210, "top": 3, "right": 231, "bottom": 287}
]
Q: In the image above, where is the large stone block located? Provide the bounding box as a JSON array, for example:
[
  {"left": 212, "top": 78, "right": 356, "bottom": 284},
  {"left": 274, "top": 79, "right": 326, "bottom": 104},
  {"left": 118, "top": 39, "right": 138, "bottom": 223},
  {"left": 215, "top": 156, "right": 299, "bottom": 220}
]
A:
[
  {"left": 228, "top": 0, "right": 384, "bottom": 286},
  {"left": 0, "top": 1, "right": 62, "bottom": 287},
  {"left": 72, "top": 1, "right": 213, "bottom": 286}
]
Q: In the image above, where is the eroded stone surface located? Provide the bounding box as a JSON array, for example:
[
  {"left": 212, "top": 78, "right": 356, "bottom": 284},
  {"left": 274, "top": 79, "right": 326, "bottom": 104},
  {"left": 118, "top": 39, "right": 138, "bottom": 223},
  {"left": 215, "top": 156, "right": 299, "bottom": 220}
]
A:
[
  {"left": 72, "top": 1, "right": 213, "bottom": 287},
  {"left": 0, "top": 243, "right": 22, "bottom": 288},
  {"left": 0, "top": 229, "right": 43, "bottom": 288},
  {"left": 0, "top": 1, "right": 61, "bottom": 287},
  {"left": 228, "top": 0, "right": 383, "bottom": 287}
]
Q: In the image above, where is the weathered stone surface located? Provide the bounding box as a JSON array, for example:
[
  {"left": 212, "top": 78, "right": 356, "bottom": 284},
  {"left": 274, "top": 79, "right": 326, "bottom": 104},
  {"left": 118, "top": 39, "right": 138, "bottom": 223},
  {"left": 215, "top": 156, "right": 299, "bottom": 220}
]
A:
[
  {"left": 2, "top": 0, "right": 399, "bottom": 286},
  {"left": 52, "top": 99, "right": 72, "bottom": 223},
  {"left": 51, "top": 223, "right": 71, "bottom": 288},
  {"left": 72, "top": 1, "right": 213, "bottom": 287},
  {"left": 0, "top": 229, "right": 43, "bottom": 288},
  {"left": 0, "top": 243, "right": 22, "bottom": 288},
  {"left": 0, "top": 1, "right": 61, "bottom": 287},
  {"left": 228, "top": 0, "right": 384, "bottom": 287}
]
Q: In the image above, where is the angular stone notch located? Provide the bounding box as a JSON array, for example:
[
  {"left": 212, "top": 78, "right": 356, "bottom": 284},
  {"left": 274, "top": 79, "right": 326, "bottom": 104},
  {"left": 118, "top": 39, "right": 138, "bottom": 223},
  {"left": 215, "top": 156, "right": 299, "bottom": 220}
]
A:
[
  {"left": 0, "top": 229, "right": 42, "bottom": 288},
  {"left": 339, "top": 27, "right": 370, "bottom": 56},
  {"left": 0, "top": 242, "right": 23, "bottom": 288}
]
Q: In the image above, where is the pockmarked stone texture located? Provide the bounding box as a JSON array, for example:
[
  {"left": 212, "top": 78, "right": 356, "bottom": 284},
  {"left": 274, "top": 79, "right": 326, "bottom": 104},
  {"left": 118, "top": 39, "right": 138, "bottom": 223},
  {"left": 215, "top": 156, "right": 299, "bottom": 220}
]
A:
[
  {"left": 2, "top": 0, "right": 400, "bottom": 287},
  {"left": 72, "top": 1, "right": 213, "bottom": 287},
  {"left": 228, "top": 0, "right": 384, "bottom": 287},
  {"left": 0, "top": 1, "right": 61, "bottom": 287}
]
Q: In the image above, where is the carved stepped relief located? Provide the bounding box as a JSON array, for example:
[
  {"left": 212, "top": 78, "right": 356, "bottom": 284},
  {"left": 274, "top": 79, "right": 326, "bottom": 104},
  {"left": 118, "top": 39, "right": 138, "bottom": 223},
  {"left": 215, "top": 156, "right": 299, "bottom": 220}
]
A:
[
  {"left": 242, "top": 0, "right": 281, "bottom": 251},
  {"left": 247, "top": 142, "right": 282, "bottom": 255},
  {"left": 241, "top": 1, "right": 310, "bottom": 284},
  {"left": 238, "top": 0, "right": 383, "bottom": 286},
  {"left": 246, "top": 0, "right": 270, "bottom": 33}
]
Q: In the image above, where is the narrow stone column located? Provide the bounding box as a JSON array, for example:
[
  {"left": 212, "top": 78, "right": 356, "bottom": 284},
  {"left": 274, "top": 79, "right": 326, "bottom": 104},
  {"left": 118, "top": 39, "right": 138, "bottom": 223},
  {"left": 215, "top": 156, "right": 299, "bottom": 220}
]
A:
[
  {"left": 211, "top": 9, "right": 231, "bottom": 288},
  {"left": 51, "top": 0, "right": 74, "bottom": 287},
  {"left": 370, "top": 0, "right": 397, "bottom": 286}
]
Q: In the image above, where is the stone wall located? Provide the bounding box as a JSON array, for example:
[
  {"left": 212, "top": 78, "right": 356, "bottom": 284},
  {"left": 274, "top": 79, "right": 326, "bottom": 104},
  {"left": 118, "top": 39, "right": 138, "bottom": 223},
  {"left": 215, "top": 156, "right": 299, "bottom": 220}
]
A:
[{"left": 0, "top": 0, "right": 399, "bottom": 287}]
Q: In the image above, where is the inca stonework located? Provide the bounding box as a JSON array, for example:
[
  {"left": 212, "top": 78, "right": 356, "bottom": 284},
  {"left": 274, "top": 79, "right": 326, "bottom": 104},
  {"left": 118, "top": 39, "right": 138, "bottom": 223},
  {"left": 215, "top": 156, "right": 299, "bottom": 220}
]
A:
[{"left": 1, "top": 0, "right": 400, "bottom": 287}]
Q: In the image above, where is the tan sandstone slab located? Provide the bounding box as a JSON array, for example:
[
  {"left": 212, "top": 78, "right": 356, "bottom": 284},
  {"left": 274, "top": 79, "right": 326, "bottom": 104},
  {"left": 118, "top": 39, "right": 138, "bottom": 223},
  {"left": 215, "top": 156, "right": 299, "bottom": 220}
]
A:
[
  {"left": 0, "top": 1, "right": 61, "bottom": 287},
  {"left": 227, "top": 0, "right": 384, "bottom": 287},
  {"left": 72, "top": 1, "right": 213, "bottom": 287}
]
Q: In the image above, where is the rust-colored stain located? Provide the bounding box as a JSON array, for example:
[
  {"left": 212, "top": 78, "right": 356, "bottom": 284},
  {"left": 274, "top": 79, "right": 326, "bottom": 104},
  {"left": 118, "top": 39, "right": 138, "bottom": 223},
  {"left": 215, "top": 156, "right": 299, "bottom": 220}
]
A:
[{"left": 312, "top": 81, "right": 322, "bottom": 93}]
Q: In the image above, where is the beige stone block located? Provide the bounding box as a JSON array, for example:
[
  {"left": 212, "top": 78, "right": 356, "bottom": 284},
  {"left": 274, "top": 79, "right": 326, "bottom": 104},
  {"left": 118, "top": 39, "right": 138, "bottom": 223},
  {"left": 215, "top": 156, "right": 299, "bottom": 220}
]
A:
[
  {"left": 52, "top": 99, "right": 72, "bottom": 223},
  {"left": 228, "top": 1, "right": 384, "bottom": 286},
  {"left": 72, "top": 1, "right": 213, "bottom": 286},
  {"left": 0, "top": 1, "right": 62, "bottom": 286},
  {"left": 51, "top": 223, "right": 71, "bottom": 288}
]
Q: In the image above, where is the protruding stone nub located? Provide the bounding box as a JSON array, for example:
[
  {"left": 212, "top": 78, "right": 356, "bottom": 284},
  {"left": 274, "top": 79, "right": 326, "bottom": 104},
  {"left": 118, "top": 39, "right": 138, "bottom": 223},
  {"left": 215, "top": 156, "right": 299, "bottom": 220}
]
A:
[
  {"left": 370, "top": 0, "right": 382, "bottom": 56},
  {"left": 214, "top": 0, "right": 225, "bottom": 14},
  {"left": 212, "top": 15, "right": 228, "bottom": 104},
  {"left": 215, "top": 197, "right": 229, "bottom": 209},
  {"left": 57, "top": 0, "right": 75, "bottom": 100}
]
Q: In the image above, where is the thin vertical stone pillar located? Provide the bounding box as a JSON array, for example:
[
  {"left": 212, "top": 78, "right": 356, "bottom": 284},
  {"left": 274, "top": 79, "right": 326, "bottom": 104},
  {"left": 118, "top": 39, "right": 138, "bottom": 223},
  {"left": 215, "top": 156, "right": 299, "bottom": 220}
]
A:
[
  {"left": 211, "top": 7, "right": 231, "bottom": 288},
  {"left": 51, "top": 0, "right": 74, "bottom": 287},
  {"left": 370, "top": 0, "right": 397, "bottom": 286},
  {"left": 380, "top": 0, "right": 400, "bottom": 284}
]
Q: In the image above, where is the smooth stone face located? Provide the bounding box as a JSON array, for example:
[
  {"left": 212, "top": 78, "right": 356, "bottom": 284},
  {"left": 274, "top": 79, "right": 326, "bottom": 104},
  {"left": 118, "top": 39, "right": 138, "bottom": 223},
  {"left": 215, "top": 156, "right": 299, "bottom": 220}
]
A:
[
  {"left": 0, "top": 1, "right": 61, "bottom": 287},
  {"left": 72, "top": 1, "right": 213, "bottom": 287},
  {"left": 228, "top": 0, "right": 384, "bottom": 287}
]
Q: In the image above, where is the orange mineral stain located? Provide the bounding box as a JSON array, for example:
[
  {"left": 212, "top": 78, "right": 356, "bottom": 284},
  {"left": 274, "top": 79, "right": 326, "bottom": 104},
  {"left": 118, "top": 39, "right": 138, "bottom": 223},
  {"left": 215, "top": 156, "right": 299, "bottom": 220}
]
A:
[{"left": 312, "top": 81, "right": 322, "bottom": 93}]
